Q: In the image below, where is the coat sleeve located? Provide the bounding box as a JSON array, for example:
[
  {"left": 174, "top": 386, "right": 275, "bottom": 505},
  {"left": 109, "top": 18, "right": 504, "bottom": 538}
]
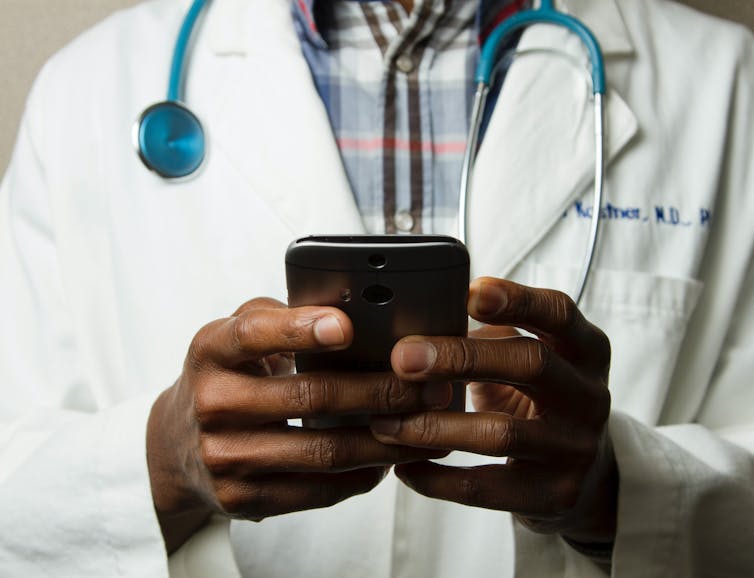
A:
[
  {"left": 514, "top": 21, "right": 754, "bottom": 578},
  {"left": 0, "top": 69, "right": 170, "bottom": 577}
]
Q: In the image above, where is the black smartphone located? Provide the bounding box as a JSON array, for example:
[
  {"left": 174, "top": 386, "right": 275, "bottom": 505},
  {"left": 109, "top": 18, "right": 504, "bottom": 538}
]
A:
[{"left": 285, "top": 235, "right": 469, "bottom": 428}]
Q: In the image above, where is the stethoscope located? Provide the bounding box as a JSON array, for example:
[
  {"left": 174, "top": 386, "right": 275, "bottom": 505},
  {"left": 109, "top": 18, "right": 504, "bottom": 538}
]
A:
[
  {"left": 134, "top": 0, "right": 208, "bottom": 179},
  {"left": 134, "top": 0, "right": 606, "bottom": 305}
]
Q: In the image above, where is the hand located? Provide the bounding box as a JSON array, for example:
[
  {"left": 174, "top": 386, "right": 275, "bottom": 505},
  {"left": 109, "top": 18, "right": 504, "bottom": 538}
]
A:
[
  {"left": 370, "top": 278, "right": 617, "bottom": 545},
  {"left": 147, "top": 298, "right": 450, "bottom": 553}
]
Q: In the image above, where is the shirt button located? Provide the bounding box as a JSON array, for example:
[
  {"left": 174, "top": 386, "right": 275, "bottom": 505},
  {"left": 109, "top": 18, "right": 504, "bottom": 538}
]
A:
[
  {"left": 394, "top": 211, "right": 415, "bottom": 232},
  {"left": 395, "top": 53, "right": 416, "bottom": 74}
]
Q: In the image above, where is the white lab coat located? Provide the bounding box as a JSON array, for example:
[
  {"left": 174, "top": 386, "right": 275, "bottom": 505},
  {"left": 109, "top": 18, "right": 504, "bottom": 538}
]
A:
[{"left": 1, "top": 0, "right": 753, "bottom": 576}]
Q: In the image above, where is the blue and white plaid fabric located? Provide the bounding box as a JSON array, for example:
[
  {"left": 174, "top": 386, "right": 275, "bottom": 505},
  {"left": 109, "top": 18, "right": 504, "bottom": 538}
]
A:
[{"left": 292, "top": 0, "right": 529, "bottom": 234}]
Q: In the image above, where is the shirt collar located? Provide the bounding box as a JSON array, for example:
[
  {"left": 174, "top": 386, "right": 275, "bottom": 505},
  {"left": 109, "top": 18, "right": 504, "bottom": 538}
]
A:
[
  {"left": 291, "top": 0, "right": 336, "bottom": 48},
  {"left": 292, "top": 0, "right": 520, "bottom": 49},
  {"left": 291, "top": 0, "right": 325, "bottom": 48},
  {"left": 208, "top": 0, "right": 634, "bottom": 58}
]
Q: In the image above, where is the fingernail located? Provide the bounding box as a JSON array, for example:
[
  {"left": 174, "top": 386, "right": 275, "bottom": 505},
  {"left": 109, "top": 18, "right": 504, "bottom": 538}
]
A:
[
  {"left": 422, "top": 382, "right": 451, "bottom": 408},
  {"left": 371, "top": 416, "right": 401, "bottom": 437},
  {"left": 474, "top": 282, "right": 506, "bottom": 317},
  {"left": 313, "top": 316, "right": 345, "bottom": 346},
  {"left": 399, "top": 342, "right": 437, "bottom": 374}
]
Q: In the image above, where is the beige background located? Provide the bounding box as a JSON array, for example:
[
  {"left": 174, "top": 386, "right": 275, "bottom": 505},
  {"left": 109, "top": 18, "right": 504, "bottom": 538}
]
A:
[{"left": 1, "top": 0, "right": 753, "bottom": 176}]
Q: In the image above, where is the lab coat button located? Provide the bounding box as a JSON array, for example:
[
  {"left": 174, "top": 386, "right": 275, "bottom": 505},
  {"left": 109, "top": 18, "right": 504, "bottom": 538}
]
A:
[
  {"left": 395, "top": 54, "right": 416, "bottom": 74},
  {"left": 395, "top": 211, "right": 415, "bottom": 232}
]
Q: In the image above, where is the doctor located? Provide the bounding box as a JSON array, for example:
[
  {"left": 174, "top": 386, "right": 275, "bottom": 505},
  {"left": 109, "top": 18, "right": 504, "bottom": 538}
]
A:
[{"left": 1, "top": 0, "right": 753, "bottom": 577}]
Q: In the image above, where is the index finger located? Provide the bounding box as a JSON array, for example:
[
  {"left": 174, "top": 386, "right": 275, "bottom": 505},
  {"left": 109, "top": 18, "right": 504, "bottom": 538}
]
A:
[
  {"left": 468, "top": 278, "right": 610, "bottom": 368},
  {"left": 190, "top": 305, "right": 354, "bottom": 369}
]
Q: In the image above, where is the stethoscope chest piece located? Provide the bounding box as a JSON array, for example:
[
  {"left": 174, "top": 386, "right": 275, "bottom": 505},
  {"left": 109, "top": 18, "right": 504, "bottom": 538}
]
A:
[{"left": 135, "top": 101, "right": 205, "bottom": 179}]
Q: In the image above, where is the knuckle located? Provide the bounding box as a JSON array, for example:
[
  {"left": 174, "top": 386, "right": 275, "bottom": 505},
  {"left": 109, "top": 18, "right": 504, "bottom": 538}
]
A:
[
  {"left": 594, "top": 328, "right": 612, "bottom": 368},
  {"left": 287, "top": 376, "right": 313, "bottom": 414},
  {"left": 549, "top": 290, "right": 579, "bottom": 333},
  {"left": 235, "top": 310, "right": 300, "bottom": 352},
  {"left": 520, "top": 337, "right": 548, "bottom": 382},
  {"left": 215, "top": 481, "right": 261, "bottom": 518},
  {"left": 187, "top": 326, "right": 215, "bottom": 372},
  {"left": 232, "top": 313, "right": 257, "bottom": 352},
  {"left": 377, "top": 375, "right": 414, "bottom": 411},
  {"left": 449, "top": 339, "right": 477, "bottom": 376},
  {"left": 213, "top": 481, "right": 238, "bottom": 514},
  {"left": 408, "top": 413, "right": 441, "bottom": 446},
  {"left": 234, "top": 297, "right": 283, "bottom": 316},
  {"left": 535, "top": 483, "right": 559, "bottom": 515},
  {"left": 199, "top": 435, "right": 232, "bottom": 474},
  {"left": 280, "top": 315, "right": 308, "bottom": 349},
  {"left": 595, "top": 386, "right": 611, "bottom": 419},
  {"left": 459, "top": 476, "right": 484, "bottom": 506},
  {"left": 290, "top": 375, "right": 333, "bottom": 415},
  {"left": 564, "top": 428, "right": 600, "bottom": 463},
  {"left": 585, "top": 384, "right": 612, "bottom": 428},
  {"left": 306, "top": 435, "right": 345, "bottom": 469},
  {"left": 194, "top": 384, "right": 223, "bottom": 430},
  {"left": 508, "top": 283, "right": 531, "bottom": 317},
  {"left": 480, "top": 417, "right": 516, "bottom": 457},
  {"left": 318, "top": 438, "right": 339, "bottom": 469},
  {"left": 551, "top": 475, "right": 582, "bottom": 513}
]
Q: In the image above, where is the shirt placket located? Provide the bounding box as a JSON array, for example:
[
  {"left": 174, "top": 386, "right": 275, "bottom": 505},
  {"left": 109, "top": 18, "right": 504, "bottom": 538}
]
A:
[{"left": 365, "top": 0, "right": 445, "bottom": 234}]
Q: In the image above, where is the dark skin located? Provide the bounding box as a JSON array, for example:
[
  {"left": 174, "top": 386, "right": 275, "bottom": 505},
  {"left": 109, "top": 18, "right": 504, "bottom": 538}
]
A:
[
  {"left": 147, "top": 298, "right": 451, "bottom": 552},
  {"left": 375, "top": 278, "right": 617, "bottom": 544},
  {"left": 147, "top": 278, "right": 617, "bottom": 554}
]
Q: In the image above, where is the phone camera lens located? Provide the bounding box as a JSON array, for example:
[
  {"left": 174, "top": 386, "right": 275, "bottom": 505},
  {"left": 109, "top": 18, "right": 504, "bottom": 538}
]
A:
[
  {"left": 362, "top": 284, "right": 394, "bottom": 305},
  {"left": 340, "top": 288, "right": 352, "bottom": 302},
  {"left": 368, "top": 254, "right": 387, "bottom": 269}
]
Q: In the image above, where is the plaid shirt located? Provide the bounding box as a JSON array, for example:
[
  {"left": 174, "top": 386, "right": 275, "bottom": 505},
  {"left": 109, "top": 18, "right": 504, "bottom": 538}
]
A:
[{"left": 292, "top": 0, "right": 528, "bottom": 235}]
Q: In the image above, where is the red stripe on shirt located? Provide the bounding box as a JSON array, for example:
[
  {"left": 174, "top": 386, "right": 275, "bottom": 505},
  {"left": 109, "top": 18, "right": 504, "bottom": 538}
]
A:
[
  {"left": 297, "top": 0, "right": 318, "bottom": 33},
  {"left": 337, "top": 137, "right": 468, "bottom": 154}
]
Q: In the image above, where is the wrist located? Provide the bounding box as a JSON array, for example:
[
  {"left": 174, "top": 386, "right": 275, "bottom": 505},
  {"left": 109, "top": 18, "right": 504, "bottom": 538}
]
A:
[
  {"left": 155, "top": 506, "right": 214, "bottom": 555},
  {"left": 563, "top": 433, "right": 619, "bottom": 545},
  {"left": 147, "top": 385, "right": 214, "bottom": 553}
]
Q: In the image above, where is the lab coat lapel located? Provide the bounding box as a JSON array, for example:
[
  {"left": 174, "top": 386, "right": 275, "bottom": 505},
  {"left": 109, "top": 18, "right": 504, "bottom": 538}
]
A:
[
  {"left": 468, "top": 2, "right": 638, "bottom": 280},
  {"left": 195, "top": 0, "right": 639, "bottom": 252},
  {"left": 199, "top": 0, "right": 364, "bottom": 236}
]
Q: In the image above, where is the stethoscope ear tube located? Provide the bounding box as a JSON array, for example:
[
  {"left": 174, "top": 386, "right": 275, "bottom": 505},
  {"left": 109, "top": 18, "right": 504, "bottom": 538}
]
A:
[
  {"left": 572, "top": 93, "right": 606, "bottom": 306},
  {"left": 458, "top": 84, "right": 606, "bottom": 308},
  {"left": 458, "top": 83, "right": 489, "bottom": 247},
  {"left": 477, "top": 0, "right": 606, "bottom": 95},
  {"left": 458, "top": 84, "right": 605, "bottom": 304},
  {"left": 461, "top": 0, "right": 607, "bottom": 306}
]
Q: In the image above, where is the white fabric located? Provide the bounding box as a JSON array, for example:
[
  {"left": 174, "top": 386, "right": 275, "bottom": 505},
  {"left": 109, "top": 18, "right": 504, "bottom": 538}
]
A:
[{"left": 1, "top": 0, "right": 753, "bottom": 576}]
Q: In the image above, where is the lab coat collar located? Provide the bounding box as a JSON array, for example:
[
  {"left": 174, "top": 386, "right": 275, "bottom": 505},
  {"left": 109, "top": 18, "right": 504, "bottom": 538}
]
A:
[
  {"left": 467, "top": 19, "right": 638, "bottom": 279},
  {"left": 205, "top": 0, "right": 635, "bottom": 58},
  {"left": 206, "top": 0, "right": 252, "bottom": 56},
  {"left": 560, "top": 0, "right": 634, "bottom": 56},
  {"left": 200, "top": 0, "right": 364, "bottom": 236},
  {"left": 199, "top": 0, "right": 639, "bottom": 262}
]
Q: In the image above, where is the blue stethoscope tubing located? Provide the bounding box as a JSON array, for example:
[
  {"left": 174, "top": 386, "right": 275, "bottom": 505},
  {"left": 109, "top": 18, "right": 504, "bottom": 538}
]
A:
[
  {"left": 136, "top": 0, "right": 606, "bottom": 304},
  {"left": 134, "top": 0, "right": 209, "bottom": 179},
  {"left": 460, "top": 0, "right": 607, "bottom": 305}
]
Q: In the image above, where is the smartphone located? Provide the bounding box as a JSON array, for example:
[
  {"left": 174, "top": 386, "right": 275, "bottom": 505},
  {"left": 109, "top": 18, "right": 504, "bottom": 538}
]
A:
[{"left": 285, "top": 235, "right": 469, "bottom": 428}]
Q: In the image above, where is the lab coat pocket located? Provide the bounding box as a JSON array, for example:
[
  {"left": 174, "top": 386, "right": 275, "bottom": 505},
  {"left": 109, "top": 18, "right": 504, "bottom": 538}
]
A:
[{"left": 531, "top": 265, "right": 704, "bottom": 425}]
